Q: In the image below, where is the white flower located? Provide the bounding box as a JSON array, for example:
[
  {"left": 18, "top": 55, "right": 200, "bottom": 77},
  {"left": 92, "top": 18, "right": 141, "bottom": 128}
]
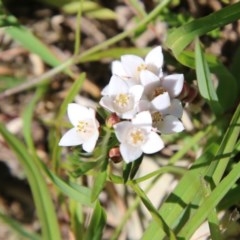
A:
[
  {"left": 114, "top": 111, "right": 164, "bottom": 163},
  {"left": 99, "top": 75, "right": 144, "bottom": 119},
  {"left": 59, "top": 103, "right": 99, "bottom": 152},
  {"left": 138, "top": 99, "right": 184, "bottom": 134},
  {"left": 113, "top": 46, "right": 163, "bottom": 85},
  {"left": 140, "top": 73, "right": 184, "bottom": 112}
]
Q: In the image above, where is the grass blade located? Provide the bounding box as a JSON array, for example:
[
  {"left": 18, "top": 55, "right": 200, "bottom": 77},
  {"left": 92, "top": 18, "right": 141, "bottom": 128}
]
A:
[
  {"left": 166, "top": 2, "right": 240, "bottom": 57},
  {"left": 0, "top": 124, "right": 61, "bottom": 240},
  {"left": 195, "top": 39, "right": 222, "bottom": 115}
]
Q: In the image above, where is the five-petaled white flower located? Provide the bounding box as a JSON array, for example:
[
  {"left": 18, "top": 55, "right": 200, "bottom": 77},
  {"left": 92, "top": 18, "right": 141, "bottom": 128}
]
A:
[
  {"left": 59, "top": 103, "right": 99, "bottom": 153},
  {"left": 114, "top": 111, "right": 164, "bottom": 163},
  {"left": 99, "top": 75, "right": 143, "bottom": 119},
  {"left": 141, "top": 73, "right": 184, "bottom": 111},
  {"left": 138, "top": 99, "right": 184, "bottom": 134},
  {"left": 112, "top": 46, "right": 164, "bottom": 85}
]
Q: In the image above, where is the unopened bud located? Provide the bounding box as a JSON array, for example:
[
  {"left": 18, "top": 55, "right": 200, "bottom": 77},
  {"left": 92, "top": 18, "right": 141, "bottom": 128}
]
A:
[
  {"left": 179, "top": 82, "right": 199, "bottom": 103},
  {"left": 106, "top": 113, "right": 120, "bottom": 128},
  {"left": 109, "top": 147, "right": 122, "bottom": 163}
]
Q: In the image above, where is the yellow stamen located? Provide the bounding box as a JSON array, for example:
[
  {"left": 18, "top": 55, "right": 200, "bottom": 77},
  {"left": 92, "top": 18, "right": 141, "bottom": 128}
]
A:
[
  {"left": 130, "top": 129, "right": 145, "bottom": 145},
  {"left": 137, "top": 63, "right": 147, "bottom": 72},
  {"left": 77, "top": 121, "right": 88, "bottom": 133},
  {"left": 114, "top": 94, "right": 130, "bottom": 107}
]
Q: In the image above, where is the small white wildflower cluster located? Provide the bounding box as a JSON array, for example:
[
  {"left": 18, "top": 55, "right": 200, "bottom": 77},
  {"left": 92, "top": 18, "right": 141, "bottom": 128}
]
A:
[{"left": 59, "top": 46, "right": 184, "bottom": 163}]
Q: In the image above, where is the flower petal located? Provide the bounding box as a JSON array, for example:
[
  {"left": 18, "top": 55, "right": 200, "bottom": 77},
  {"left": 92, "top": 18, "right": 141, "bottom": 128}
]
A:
[
  {"left": 121, "top": 55, "right": 144, "bottom": 77},
  {"left": 140, "top": 70, "right": 159, "bottom": 86},
  {"left": 141, "top": 131, "right": 164, "bottom": 153},
  {"left": 132, "top": 111, "right": 152, "bottom": 128},
  {"left": 114, "top": 121, "right": 132, "bottom": 142},
  {"left": 108, "top": 75, "right": 128, "bottom": 95},
  {"left": 162, "top": 99, "right": 183, "bottom": 118},
  {"left": 145, "top": 46, "right": 164, "bottom": 69},
  {"left": 59, "top": 128, "right": 84, "bottom": 146},
  {"left": 120, "top": 143, "right": 143, "bottom": 163},
  {"left": 99, "top": 96, "right": 115, "bottom": 113},
  {"left": 121, "top": 109, "right": 137, "bottom": 119},
  {"left": 82, "top": 132, "right": 99, "bottom": 152},
  {"left": 101, "top": 84, "right": 109, "bottom": 95},
  {"left": 159, "top": 115, "right": 184, "bottom": 134},
  {"left": 162, "top": 74, "right": 184, "bottom": 97},
  {"left": 138, "top": 100, "right": 151, "bottom": 112},
  {"left": 129, "top": 85, "right": 144, "bottom": 102},
  {"left": 111, "top": 60, "right": 126, "bottom": 76},
  {"left": 151, "top": 92, "right": 171, "bottom": 111},
  {"left": 67, "top": 104, "right": 94, "bottom": 126}
]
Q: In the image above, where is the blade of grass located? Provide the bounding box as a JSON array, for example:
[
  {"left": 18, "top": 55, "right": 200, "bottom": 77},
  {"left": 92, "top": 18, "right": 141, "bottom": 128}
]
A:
[
  {"left": 142, "top": 102, "right": 240, "bottom": 239},
  {"left": 0, "top": 212, "right": 41, "bottom": 240},
  {"left": 84, "top": 202, "right": 106, "bottom": 240},
  {"left": 41, "top": 161, "right": 94, "bottom": 206},
  {"left": 195, "top": 38, "right": 222, "bottom": 115},
  {"left": 200, "top": 177, "right": 222, "bottom": 240},
  {"left": 0, "top": 124, "right": 61, "bottom": 240},
  {"left": 178, "top": 160, "right": 240, "bottom": 239},
  {"left": 142, "top": 143, "right": 219, "bottom": 240},
  {"left": 166, "top": 1, "right": 240, "bottom": 57}
]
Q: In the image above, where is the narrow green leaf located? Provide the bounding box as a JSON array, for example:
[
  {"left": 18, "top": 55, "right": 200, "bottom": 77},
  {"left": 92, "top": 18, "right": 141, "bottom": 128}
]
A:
[
  {"left": 195, "top": 39, "right": 222, "bottom": 115},
  {"left": 142, "top": 102, "right": 240, "bottom": 239},
  {"left": 22, "top": 86, "right": 46, "bottom": 153},
  {"left": 72, "top": 161, "right": 100, "bottom": 177},
  {"left": 91, "top": 170, "right": 107, "bottom": 202},
  {"left": 85, "top": 202, "right": 106, "bottom": 240},
  {"left": 123, "top": 162, "right": 133, "bottom": 183},
  {"left": 86, "top": 8, "right": 116, "bottom": 20},
  {"left": 200, "top": 178, "right": 222, "bottom": 240},
  {"left": 178, "top": 160, "right": 240, "bottom": 239},
  {"left": 42, "top": 164, "right": 93, "bottom": 206},
  {"left": 0, "top": 212, "right": 41, "bottom": 240},
  {"left": 176, "top": 50, "right": 238, "bottom": 111},
  {"left": 129, "top": 182, "right": 177, "bottom": 240},
  {"left": 5, "top": 26, "right": 60, "bottom": 67},
  {"left": 166, "top": 1, "right": 240, "bottom": 56},
  {"left": 142, "top": 144, "right": 219, "bottom": 239},
  {"left": 0, "top": 125, "right": 61, "bottom": 240}
]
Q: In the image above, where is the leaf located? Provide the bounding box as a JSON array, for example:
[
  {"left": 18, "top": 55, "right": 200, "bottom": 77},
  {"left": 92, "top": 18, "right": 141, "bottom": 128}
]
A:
[
  {"left": 84, "top": 202, "right": 106, "bottom": 240},
  {"left": 0, "top": 212, "right": 41, "bottom": 240},
  {"left": 5, "top": 26, "right": 61, "bottom": 67},
  {"left": 142, "top": 102, "right": 240, "bottom": 239},
  {"left": 178, "top": 160, "right": 240, "bottom": 239},
  {"left": 166, "top": 1, "right": 240, "bottom": 57},
  {"left": 91, "top": 170, "right": 107, "bottom": 202},
  {"left": 123, "top": 162, "right": 133, "bottom": 183},
  {"left": 177, "top": 50, "right": 238, "bottom": 111},
  {"left": 195, "top": 39, "right": 222, "bottom": 115},
  {"left": 42, "top": 164, "right": 94, "bottom": 206},
  {"left": 0, "top": 124, "right": 61, "bottom": 240},
  {"left": 85, "top": 8, "right": 116, "bottom": 20}
]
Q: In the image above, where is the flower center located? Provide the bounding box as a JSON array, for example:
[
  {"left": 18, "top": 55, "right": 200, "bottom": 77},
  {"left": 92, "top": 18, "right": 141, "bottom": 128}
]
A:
[
  {"left": 77, "top": 121, "right": 89, "bottom": 133},
  {"left": 76, "top": 120, "right": 95, "bottom": 140},
  {"left": 151, "top": 87, "right": 166, "bottom": 99},
  {"left": 114, "top": 93, "right": 130, "bottom": 107},
  {"left": 137, "top": 63, "right": 147, "bottom": 72},
  {"left": 128, "top": 128, "right": 147, "bottom": 147},
  {"left": 151, "top": 112, "right": 163, "bottom": 129}
]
